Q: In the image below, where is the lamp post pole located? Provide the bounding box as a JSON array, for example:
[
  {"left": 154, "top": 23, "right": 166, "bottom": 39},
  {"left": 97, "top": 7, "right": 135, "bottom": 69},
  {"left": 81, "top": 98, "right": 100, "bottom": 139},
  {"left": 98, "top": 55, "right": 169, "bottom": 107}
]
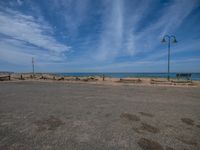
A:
[
  {"left": 167, "top": 36, "right": 170, "bottom": 81},
  {"left": 161, "top": 35, "right": 177, "bottom": 81},
  {"left": 32, "top": 57, "right": 35, "bottom": 77}
]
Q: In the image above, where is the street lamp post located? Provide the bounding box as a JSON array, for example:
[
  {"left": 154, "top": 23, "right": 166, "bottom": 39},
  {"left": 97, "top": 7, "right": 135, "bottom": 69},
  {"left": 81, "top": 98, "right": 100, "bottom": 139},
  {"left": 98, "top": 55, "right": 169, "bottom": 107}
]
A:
[
  {"left": 161, "top": 35, "right": 177, "bottom": 81},
  {"left": 32, "top": 57, "right": 35, "bottom": 77}
]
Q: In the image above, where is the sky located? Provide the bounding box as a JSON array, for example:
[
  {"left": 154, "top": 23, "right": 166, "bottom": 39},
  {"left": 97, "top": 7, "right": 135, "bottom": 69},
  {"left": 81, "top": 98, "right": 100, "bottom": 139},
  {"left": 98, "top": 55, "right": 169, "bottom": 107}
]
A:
[{"left": 0, "top": 0, "right": 200, "bottom": 72}]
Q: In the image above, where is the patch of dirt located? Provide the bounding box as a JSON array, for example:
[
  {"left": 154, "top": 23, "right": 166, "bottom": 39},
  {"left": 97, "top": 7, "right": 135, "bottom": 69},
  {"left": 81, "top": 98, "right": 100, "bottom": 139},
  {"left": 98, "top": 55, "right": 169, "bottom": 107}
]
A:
[
  {"left": 176, "top": 136, "right": 197, "bottom": 146},
  {"left": 181, "top": 118, "right": 194, "bottom": 126},
  {"left": 139, "top": 112, "right": 154, "bottom": 117},
  {"left": 140, "top": 122, "right": 160, "bottom": 133},
  {"left": 86, "top": 111, "right": 91, "bottom": 115},
  {"left": 132, "top": 122, "right": 160, "bottom": 134},
  {"left": 165, "top": 124, "right": 174, "bottom": 128},
  {"left": 189, "top": 95, "right": 200, "bottom": 99},
  {"left": 34, "top": 116, "right": 64, "bottom": 132},
  {"left": 166, "top": 146, "right": 175, "bottom": 150},
  {"left": 120, "top": 113, "right": 140, "bottom": 121},
  {"left": 132, "top": 126, "right": 144, "bottom": 134},
  {"left": 137, "top": 138, "right": 164, "bottom": 150},
  {"left": 196, "top": 124, "right": 200, "bottom": 128},
  {"left": 105, "top": 113, "right": 111, "bottom": 117}
]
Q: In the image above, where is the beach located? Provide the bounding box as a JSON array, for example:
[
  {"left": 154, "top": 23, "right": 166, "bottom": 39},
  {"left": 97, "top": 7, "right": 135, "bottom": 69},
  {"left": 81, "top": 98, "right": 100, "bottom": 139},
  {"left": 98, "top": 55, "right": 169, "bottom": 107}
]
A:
[
  {"left": 0, "top": 73, "right": 200, "bottom": 87},
  {"left": 0, "top": 80, "right": 200, "bottom": 150}
]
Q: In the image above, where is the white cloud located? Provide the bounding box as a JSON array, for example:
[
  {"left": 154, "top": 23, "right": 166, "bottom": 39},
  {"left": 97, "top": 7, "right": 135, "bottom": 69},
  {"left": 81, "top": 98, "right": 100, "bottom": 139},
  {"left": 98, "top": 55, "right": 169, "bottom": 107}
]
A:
[
  {"left": 122, "top": 0, "right": 198, "bottom": 62},
  {"left": 16, "top": 0, "right": 23, "bottom": 6},
  {"left": 0, "top": 0, "right": 199, "bottom": 72},
  {"left": 95, "top": 0, "right": 123, "bottom": 61},
  {"left": 126, "top": 34, "right": 136, "bottom": 56},
  {"left": 0, "top": 38, "right": 68, "bottom": 65},
  {"left": 0, "top": 8, "right": 71, "bottom": 65},
  {"left": 0, "top": 39, "right": 33, "bottom": 65},
  {"left": 134, "top": 0, "right": 198, "bottom": 42},
  {"left": 50, "top": 0, "right": 90, "bottom": 36},
  {"left": 94, "top": 0, "right": 198, "bottom": 62},
  {"left": 0, "top": 9, "right": 70, "bottom": 53}
]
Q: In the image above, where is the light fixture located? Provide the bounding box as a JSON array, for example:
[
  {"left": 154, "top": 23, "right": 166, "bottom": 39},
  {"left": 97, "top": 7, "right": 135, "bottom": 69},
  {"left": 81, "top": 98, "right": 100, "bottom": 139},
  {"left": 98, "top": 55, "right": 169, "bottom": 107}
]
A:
[
  {"left": 161, "top": 38, "right": 166, "bottom": 43},
  {"left": 173, "top": 38, "right": 177, "bottom": 43}
]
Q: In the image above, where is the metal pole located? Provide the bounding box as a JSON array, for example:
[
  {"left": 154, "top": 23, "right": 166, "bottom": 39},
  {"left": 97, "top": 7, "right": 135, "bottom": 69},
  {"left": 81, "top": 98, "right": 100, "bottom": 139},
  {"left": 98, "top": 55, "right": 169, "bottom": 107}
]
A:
[
  {"left": 162, "top": 35, "right": 177, "bottom": 81},
  {"left": 32, "top": 57, "right": 34, "bottom": 77},
  {"left": 168, "top": 37, "right": 170, "bottom": 81}
]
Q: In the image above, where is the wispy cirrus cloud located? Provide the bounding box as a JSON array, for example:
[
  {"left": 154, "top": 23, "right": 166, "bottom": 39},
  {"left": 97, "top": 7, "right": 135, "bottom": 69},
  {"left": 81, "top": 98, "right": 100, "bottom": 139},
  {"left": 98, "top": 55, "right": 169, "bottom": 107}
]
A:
[
  {"left": 129, "top": 0, "right": 198, "bottom": 54},
  {"left": 0, "top": 0, "right": 199, "bottom": 72},
  {"left": 49, "top": 0, "right": 90, "bottom": 36},
  {"left": 94, "top": 0, "right": 198, "bottom": 62},
  {"left": 95, "top": 0, "right": 123, "bottom": 61},
  {"left": 0, "top": 8, "right": 71, "bottom": 66},
  {"left": 16, "top": 0, "right": 23, "bottom": 6},
  {"left": 0, "top": 9, "right": 70, "bottom": 53}
]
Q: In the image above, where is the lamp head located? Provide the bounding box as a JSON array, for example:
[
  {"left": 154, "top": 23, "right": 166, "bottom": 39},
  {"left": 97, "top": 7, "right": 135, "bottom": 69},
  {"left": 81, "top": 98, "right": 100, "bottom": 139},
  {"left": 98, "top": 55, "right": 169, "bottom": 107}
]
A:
[
  {"left": 161, "top": 38, "right": 166, "bottom": 43},
  {"left": 173, "top": 38, "right": 177, "bottom": 43}
]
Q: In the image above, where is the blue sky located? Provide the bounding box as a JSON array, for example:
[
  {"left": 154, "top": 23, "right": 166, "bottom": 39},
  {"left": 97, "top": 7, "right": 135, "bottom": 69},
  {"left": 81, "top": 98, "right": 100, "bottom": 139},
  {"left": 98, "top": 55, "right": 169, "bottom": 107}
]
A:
[{"left": 0, "top": 0, "right": 200, "bottom": 72}]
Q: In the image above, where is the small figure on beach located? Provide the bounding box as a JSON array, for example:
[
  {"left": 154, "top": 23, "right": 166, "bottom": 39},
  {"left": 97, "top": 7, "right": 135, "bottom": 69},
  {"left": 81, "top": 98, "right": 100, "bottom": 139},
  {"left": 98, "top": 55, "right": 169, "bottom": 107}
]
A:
[
  {"left": 103, "top": 74, "right": 105, "bottom": 81},
  {"left": 20, "top": 74, "right": 24, "bottom": 80}
]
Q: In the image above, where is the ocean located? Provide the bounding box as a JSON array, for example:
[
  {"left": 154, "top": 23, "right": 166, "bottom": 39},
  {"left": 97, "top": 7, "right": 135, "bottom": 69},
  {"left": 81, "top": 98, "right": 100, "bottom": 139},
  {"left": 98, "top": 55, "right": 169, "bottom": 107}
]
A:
[{"left": 57, "top": 73, "right": 200, "bottom": 80}]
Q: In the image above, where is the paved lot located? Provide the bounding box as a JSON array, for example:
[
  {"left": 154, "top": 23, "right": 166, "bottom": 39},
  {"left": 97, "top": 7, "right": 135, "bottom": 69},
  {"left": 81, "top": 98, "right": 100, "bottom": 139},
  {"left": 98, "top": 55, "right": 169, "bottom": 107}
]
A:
[{"left": 0, "top": 81, "right": 200, "bottom": 150}]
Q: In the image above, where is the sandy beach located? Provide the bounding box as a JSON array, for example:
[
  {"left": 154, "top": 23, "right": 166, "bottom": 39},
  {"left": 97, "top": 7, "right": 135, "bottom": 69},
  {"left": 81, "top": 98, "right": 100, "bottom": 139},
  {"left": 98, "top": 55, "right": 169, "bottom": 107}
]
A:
[
  {"left": 0, "top": 80, "right": 200, "bottom": 150},
  {"left": 1, "top": 73, "right": 200, "bottom": 87}
]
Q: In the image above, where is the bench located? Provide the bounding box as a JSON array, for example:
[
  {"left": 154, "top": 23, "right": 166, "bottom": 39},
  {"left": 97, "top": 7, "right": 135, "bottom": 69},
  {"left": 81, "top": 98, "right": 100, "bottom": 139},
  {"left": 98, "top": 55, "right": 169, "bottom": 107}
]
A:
[
  {"left": 0, "top": 75, "right": 11, "bottom": 81},
  {"left": 176, "top": 73, "right": 192, "bottom": 80},
  {"left": 150, "top": 79, "right": 172, "bottom": 85},
  {"left": 118, "top": 78, "right": 142, "bottom": 83}
]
